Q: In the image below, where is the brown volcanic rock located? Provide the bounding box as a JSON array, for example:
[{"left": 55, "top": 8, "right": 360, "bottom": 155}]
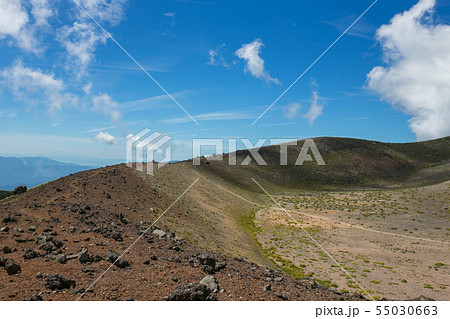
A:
[
  {"left": 0, "top": 164, "right": 366, "bottom": 301},
  {"left": 0, "top": 257, "right": 21, "bottom": 275},
  {"left": 167, "top": 283, "right": 212, "bottom": 301}
]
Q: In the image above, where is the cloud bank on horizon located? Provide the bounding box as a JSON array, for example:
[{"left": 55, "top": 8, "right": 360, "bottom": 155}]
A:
[{"left": 367, "top": 0, "right": 450, "bottom": 141}]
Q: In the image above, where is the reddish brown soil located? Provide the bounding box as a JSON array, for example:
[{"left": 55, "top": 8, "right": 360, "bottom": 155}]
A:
[{"left": 0, "top": 165, "right": 366, "bottom": 301}]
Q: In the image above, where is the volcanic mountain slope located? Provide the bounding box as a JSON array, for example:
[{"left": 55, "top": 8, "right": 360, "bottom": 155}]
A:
[
  {"left": 0, "top": 136, "right": 448, "bottom": 301},
  {"left": 189, "top": 136, "right": 450, "bottom": 192},
  {"left": 0, "top": 165, "right": 366, "bottom": 301}
]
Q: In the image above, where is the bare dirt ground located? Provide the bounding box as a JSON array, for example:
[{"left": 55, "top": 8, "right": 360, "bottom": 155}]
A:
[
  {"left": 1, "top": 163, "right": 446, "bottom": 301},
  {"left": 254, "top": 181, "right": 449, "bottom": 300},
  {"left": 0, "top": 165, "right": 364, "bottom": 301}
]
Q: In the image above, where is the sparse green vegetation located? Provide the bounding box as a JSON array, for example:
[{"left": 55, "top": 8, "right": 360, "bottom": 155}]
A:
[{"left": 0, "top": 190, "right": 13, "bottom": 201}]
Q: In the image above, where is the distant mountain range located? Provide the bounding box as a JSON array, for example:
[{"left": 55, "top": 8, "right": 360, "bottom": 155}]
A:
[{"left": 0, "top": 156, "right": 96, "bottom": 190}]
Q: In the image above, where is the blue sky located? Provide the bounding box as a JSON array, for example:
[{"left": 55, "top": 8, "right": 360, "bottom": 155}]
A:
[{"left": 1, "top": 0, "right": 450, "bottom": 164}]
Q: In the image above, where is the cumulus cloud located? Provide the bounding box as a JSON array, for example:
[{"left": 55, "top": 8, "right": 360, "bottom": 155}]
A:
[
  {"left": 0, "top": 0, "right": 28, "bottom": 36},
  {"left": 30, "top": 0, "right": 54, "bottom": 27},
  {"left": 0, "top": 0, "right": 39, "bottom": 52},
  {"left": 303, "top": 91, "right": 323, "bottom": 126},
  {"left": 282, "top": 103, "right": 302, "bottom": 119},
  {"left": 93, "top": 131, "right": 117, "bottom": 144},
  {"left": 92, "top": 93, "right": 121, "bottom": 123},
  {"left": 57, "top": 0, "right": 127, "bottom": 78},
  {"left": 367, "top": 0, "right": 450, "bottom": 141},
  {"left": 235, "top": 39, "right": 280, "bottom": 84},
  {"left": 58, "top": 22, "right": 107, "bottom": 78},
  {"left": 1, "top": 60, "right": 76, "bottom": 114}
]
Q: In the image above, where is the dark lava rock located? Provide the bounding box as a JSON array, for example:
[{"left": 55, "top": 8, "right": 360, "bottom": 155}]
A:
[
  {"left": 13, "top": 185, "right": 27, "bottom": 195},
  {"left": 104, "top": 249, "right": 130, "bottom": 268},
  {"left": 2, "top": 214, "right": 17, "bottom": 224},
  {"left": 45, "top": 274, "right": 76, "bottom": 290},
  {"left": 98, "top": 226, "right": 123, "bottom": 242},
  {"left": 275, "top": 292, "right": 289, "bottom": 300},
  {"left": 23, "top": 248, "right": 40, "bottom": 259},
  {"left": 3, "top": 258, "right": 21, "bottom": 275},
  {"left": 36, "top": 234, "right": 63, "bottom": 253},
  {"left": 215, "top": 261, "right": 227, "bottom": 272},
  {"left": 56, "top": 254, "right": 67, "bottom": 264},
  {"left": 2, "top": 246, "right": 12, "bottom": 254},
  {"left": 189, "top": 252, "right": 219, "bottom": 274},
  {"left": 167, "top": 283, "right": 212, "bottom": 301},
  {"left": 110, "top": 231, "right": 123, "bottom": 242},
  {"left": 79, "top": 248, "right": 93, "bottom": 263},
  {"left": 28, "top": 293, "right": 43, "bottom": 301}
]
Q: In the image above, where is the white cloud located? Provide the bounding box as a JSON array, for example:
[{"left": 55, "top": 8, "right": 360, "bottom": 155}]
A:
[
  {"left": 282, "top": 102, "right": 302, "bottom": 119},
  {"left": 93, "top": 131, "right": 117, "bottom": 144},
  {"left": 57, "top": 0, "right": 127, "bottom": 78},
  {"left": 1, "top": 60, "right": 76, "bottom": 114},
  {"left": 207, "top": 43, "right": 230, "bottom": 67},
  {"left": 367, "top": 0, "right": 450, "bottom": 141},
  {"left": 303, "top": 91, "right": 323, "bottom": 126},
  {"left": 164, "top": 12, "right": 176, "bottom": 17},
  {"left": 78, "top": 0, "right": 128, "bottom": 26},
  {"left": 30, "top": 0, "right": 53, "bottom": 26},
  {"left": 0, "top": 0, "right": 39, "bottom": 52},
  {"left": 83, "top": 82, "right": 93, "bottom": 94},
  {"left": 0, "top": 0, "right": 28, "bottom": 36},
  {"left": 92, "top": 93, "right": 121, "bottom": 123},
  {"left": 207, "top": 48, "right": 218, "bottom": 65},
  {"left": 58, "top": 22, "right": 107, "bottom": 78},
  {"left": 235, "top": 39, "right": 280, "bottom": 84}
]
